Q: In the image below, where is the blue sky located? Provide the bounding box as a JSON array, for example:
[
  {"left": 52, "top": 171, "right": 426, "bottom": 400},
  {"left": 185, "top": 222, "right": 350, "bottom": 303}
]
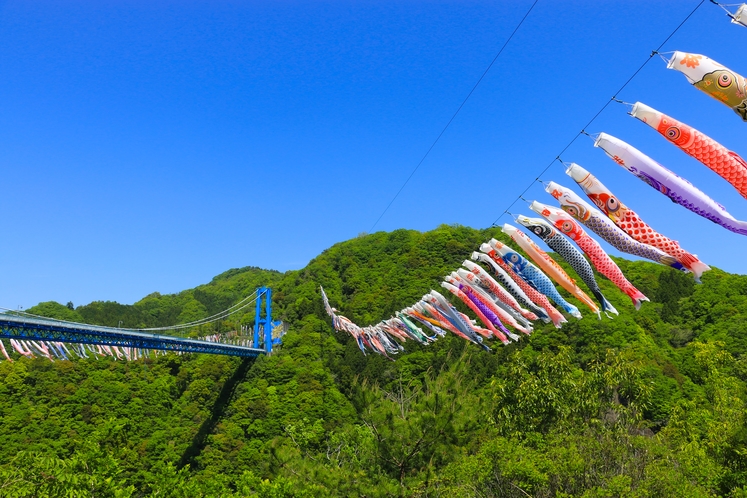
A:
[{"left": 1, "top": 0, "right": 745, "bottom": 309}]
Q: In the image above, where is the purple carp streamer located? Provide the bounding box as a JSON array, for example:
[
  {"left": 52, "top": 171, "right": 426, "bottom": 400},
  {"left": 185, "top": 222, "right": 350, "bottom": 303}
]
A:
[
  {"left": 502, "top": 223, "right": 600, "bottom": 317},
  {"left": 545, "top": 180, "right": 686, "bottom": 271},
  {"left": 595, "top": 133, "right": 747, "bottom": 236},
  {"left": 441, "top": 281, "right": 511, "bottom": 344}
]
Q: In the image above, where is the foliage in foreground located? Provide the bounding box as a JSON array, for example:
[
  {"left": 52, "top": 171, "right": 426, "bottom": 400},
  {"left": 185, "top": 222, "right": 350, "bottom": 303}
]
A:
[{"left": 5, "top": 224, "right": 747, "bottom": 496}]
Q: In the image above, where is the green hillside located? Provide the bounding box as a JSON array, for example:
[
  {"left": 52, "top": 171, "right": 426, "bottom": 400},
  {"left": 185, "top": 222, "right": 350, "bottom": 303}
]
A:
[{"left": 4, "top": 224, "right": 747, "bottom": 497}]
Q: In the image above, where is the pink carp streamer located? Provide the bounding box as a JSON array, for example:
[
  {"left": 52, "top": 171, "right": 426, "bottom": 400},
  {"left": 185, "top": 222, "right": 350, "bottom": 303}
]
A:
[
  {"left": 566, "top": 163, "right": 711, "bottom": 282},
  {"left": 448, "top": 272, "right": 528, "bottom": 338},
  {"left": 531, "top": 201, "right": 649, "bottom": 310},
  {"left": 546, "top": 181, "right": 685, "bottom": 272},
  {"left": 632, "top": 102, "right": 747, "bottom": 199}
]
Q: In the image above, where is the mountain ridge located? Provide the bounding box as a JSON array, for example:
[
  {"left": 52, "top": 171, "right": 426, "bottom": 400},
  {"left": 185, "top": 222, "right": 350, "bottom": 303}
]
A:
[{"left": 5, "top": 223, "right": 747, "bottom": 497}]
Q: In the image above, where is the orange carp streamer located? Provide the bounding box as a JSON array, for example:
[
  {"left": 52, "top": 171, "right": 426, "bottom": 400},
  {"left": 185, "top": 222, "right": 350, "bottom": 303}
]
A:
[{"left": 632, "top": 102, "right": 747, "bottom": 200}]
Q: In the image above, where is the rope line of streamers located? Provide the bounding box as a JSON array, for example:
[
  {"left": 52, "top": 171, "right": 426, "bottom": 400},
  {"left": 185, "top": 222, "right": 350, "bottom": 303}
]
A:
[
  {"left": 322, "top": 0, "right": 744, "bottom": 361},
  {"left": 0, "top": 1, "right": 732, "bottom": 364},
  {"left": 492, "top": 0, "right": 707, "bottom": 226}
]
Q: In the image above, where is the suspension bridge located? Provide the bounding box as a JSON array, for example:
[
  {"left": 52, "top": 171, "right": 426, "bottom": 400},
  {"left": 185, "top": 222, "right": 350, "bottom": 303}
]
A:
[{"left": 0, "top": 287, "right": 282, "bottom": 359}]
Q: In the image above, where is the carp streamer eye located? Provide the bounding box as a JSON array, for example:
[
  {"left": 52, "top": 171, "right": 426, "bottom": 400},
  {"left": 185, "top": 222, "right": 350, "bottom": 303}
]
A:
[
  {"left": 510, "top": 254, "right": 520, "bottom": 263},
  {"left": 565, "top": 206, "right": 578, "bottom": 217},
  {"left": 665, "top": 126, "right": 681, "bottom": 141},
  {"left": 561, "top": 221, "right": 573, "bottom": 233},
  {"left": 606, "top": 197, "right": 620, "bottom": 212},
  {"left": 718, "top": 72, "right": 733, "bottom": 88}
]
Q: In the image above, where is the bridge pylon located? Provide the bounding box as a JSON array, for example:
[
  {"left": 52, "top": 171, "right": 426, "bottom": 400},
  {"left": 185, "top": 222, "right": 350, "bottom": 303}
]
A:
[{"left": 253, "top": 287, "right": 274, "bottom": 353}]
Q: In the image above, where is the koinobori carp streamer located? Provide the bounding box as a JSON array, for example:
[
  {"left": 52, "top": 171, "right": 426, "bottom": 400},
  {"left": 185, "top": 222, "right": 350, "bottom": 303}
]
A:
[
  {"left": 666, "top": 51, "right": 747, "bottom": 121},
  {"left": 480, "top": 242, "right": 569, "bottom": 327},
  {"left": 454, "top": 269, "right": 533, "bottom": 334},
  {"left": 460, "top": 261, "right": 538, "bottom": 324},
  {"left": 489, "top": 238, "right": 583, "bottom": 319},
  {"left": 502, "top": 223, "right": 600, "bottom": 317},
  {"left": 631, "top": 102, "right": 747, "bottom": 200},
  {"left": 594, "top": 133, "right": 747, "bottom": 236},
  {"left": 470, "top": 252, "right": 551, "bottom": 323},
  {"left": 516, "top": 214, "right": 618, "bottom": 316},
  {"left": 531, "top": 201, "right": 649, "bottom": 310},
  {"left": 545, "top": 180, "right": 686, "bottom": 272},
  {"left": 565, "top": 162, "right": 711, "bottom": 282}
]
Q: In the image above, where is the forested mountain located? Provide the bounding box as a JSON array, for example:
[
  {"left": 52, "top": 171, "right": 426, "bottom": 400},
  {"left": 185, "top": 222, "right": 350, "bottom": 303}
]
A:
[{"left": 3, "top": 224, "right": 747, "bottom": 497}]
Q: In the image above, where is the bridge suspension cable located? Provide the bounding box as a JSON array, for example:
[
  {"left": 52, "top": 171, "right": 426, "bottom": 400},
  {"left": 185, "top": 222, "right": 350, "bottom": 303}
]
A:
[
  {"left": 0, "top": 288, "right": 267, "bottom": 333},
  {"left": 139, "top": 288, "right": 266, "bottom": 331},
  {"left": 0, "top": 287, "right": 277, "bottom": 359}
]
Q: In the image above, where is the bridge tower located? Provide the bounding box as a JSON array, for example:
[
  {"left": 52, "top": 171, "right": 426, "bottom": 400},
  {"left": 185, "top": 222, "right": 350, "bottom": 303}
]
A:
[{"left": 253, "top": 287, "right": 274, "bottom": 353}]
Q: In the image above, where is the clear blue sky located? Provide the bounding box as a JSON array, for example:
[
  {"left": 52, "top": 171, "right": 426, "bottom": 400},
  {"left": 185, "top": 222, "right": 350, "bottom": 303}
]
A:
[{"left": 1, "top": 0, "right": 744, "bottom": 309}]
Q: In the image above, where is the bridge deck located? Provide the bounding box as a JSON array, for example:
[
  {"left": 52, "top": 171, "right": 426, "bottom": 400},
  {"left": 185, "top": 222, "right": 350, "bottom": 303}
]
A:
[{"left": 0, "top": 314, "right": 266, "bottom": 358}]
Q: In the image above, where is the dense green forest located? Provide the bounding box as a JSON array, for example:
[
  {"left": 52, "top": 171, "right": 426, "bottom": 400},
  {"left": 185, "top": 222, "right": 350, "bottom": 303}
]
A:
[{"left": 3, "top": 224, "right": 747, "bottom": 496}]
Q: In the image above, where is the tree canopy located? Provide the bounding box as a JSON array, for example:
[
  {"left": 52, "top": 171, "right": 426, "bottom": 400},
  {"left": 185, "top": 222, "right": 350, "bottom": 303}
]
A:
[{"left": 6, "top": 224, "right": 747, "bottom": 496}]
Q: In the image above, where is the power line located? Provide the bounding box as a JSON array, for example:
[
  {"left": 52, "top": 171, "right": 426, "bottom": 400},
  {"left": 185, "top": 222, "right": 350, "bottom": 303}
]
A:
[
  {"left": 491, "top": 0, "right": 706, "bottom": 227},
  {"left": 368, "top": 0, "right": 540, "bottom": 233}
]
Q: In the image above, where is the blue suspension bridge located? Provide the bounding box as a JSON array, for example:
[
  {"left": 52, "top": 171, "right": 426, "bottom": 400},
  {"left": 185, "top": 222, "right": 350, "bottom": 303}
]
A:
[{"left": 0, "top": 287, "right": 281, "bottom": 359}]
